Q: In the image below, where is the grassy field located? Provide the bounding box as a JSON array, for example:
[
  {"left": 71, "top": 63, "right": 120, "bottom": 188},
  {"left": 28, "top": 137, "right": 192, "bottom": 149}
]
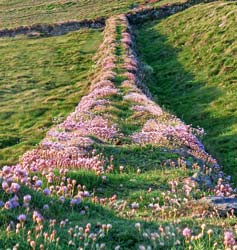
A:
[
  {"left": 0, "top": 29, "right": 102, "bottom": 166},
  {"left": 0, "top": 15, "right": 234, "bottom": 249},
  {"left": 0, "top": 0, "right": 180, "bottom": 29},
  {"left": 135, "top": 1, "right": 237, "bottom": 180}
]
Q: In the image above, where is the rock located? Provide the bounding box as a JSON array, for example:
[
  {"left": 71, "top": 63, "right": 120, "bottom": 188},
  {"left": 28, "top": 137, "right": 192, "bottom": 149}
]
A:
[
  {"left": 192, "top": 172, "right": 213, "bottom": 188},
  {"left": 202, "top": 196, "right": 237, "bottom": 216}
]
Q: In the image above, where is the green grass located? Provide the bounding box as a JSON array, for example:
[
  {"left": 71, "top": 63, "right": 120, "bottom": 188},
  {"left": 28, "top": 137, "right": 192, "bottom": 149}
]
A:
[
  {"left": 135, "top": 1, "right": 237, "bottom": 181},
  {"left": 0, "top": 168, "right": 231, "bottom": 249},
  {"left": 1, "top": 4, "right": 236, "bottom": 249},
  {"left": 0, "top": 29, "right": 102, "bottom": 166},
  {"left": 0, "top": 0, "right": 181, "bottom": 29}
]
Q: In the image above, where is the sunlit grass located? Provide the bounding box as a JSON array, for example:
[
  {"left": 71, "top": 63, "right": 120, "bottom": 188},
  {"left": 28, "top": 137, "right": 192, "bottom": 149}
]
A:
[
  {"left": 0, "top": 0, "right": 180, "bottom": 29},
  {"left": 135, "top": 1, "right": 237, "bottom": 180},
  {"left": 0, "top": 29, "right": 102, "bottom": 166}
]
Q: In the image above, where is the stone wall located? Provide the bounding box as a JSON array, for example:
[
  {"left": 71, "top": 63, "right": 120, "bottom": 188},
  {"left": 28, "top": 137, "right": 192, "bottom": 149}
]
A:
[
  {"left": 0, "top": 17, "right": 105, "bottom": 38},
  {"left": 127, "top": 0, "right": 216, "bottom": 24},
  {"left": 0, "top": 0, "right": 216, "bottom": 38}
]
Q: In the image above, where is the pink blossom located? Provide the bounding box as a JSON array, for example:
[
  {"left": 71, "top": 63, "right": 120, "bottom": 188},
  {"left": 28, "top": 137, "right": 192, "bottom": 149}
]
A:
[
  {"left": 224, "top": 231, "right": 236, "bottom": 246},
  {"left": 17, "top": 214, "right": 26, "bottom": 222},
  {"left": 2, "top": 181, "right": 9, "bottom": 191},
  {"left": 182, "top": 227, "right": 192, "bottom": 238},
  {"left": 43, "top": 188, "right": 51, "bottom": 196},
  {"left": 10, "top": 183, "right": 20, "bottom": 193},
  {"left": 23, "top": 194, "right": 31, "bottom": 204},
  {"left": 35, "top": 180, "right": 42, "bottom": 188}
]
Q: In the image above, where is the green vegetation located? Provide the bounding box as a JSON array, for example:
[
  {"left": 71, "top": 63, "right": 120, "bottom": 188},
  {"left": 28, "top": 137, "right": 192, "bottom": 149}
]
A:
[
  {"left": 0, "top": 29, "right": 102, "bottom": 166},
  {"left": 135, "top": 1, "right": 237, "bottom": 180},
  {"left": 0, "top": 0, "right": 179, "bottom": 29},
  {"left": 1, "top": 168, "right": 228, "bottom": 250},
  {"left": 1, "top": 1, "right": 237, "bottom": 249}
]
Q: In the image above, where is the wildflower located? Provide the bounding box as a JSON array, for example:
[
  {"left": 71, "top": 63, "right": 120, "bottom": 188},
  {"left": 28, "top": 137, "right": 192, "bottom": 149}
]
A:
[
  {"left": 43, "top": 188, "right": 50, "bottom": 196},
  {"left": 2, "top": 181, "right": 9, "bottom": 191},
  {"left": 17, "top": 214, "right": 26, "bottom": 223},
  {"left": 119, "top": 166, "right": 124, "bottom": 173},
  {"left": 135, "top": 223, "right": 141, "bottom": 231},
  {"left": 35, "top": 180, "right": 42, "bottom": 188},
  {"left": 102, "top": 175, "right": 107, "bottom": 182},
  {"left": 131, "top": 202, "right": 139, "bottom": 209},
  {"left": 83, "top": 191, "right": 90, "bottom": 197},
  {"left": 23, "top": 194, "right": 32, "bottom": 204},
  {"left": 59, "top": 196, "right": 65, "bottom": 203},
  {"left": 33, "top": 211, "right": 43, "bottom": 224},
  {"left": 43, "top": 204, "right": 49, "bottom": 210},
  {"left": 4, "top": 201, "right": 13, "bottom": 209},
  {"left": 10, "top": 183, "right": 20, "bottom": 193},
  {"left": 207, "top": 229, "right": 213, "bottom": 235},
  {"left": 182, "top": 227, "right": 192, "bottom": 238},
  {"left": 201, "top": 223, "right": 206, "bottom": 231},
  {"left": 224, "top": 231, "right": 236, "bottom": 246},
  {"left": 70, "top": 197, "right": 81, "bottom": 206},
  {"left": 30, "top": 241, "right": 36, "bottom": 249}
]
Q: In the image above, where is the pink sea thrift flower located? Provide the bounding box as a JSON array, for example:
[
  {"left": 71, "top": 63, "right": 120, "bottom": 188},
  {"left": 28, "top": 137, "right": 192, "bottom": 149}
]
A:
[
  {"left": 43, "top": 188, "right": 51, "bottom": 196},
  {"left": 224, "top": 231, "right": 236, "bottom": 246},
  {"left": 2, "top": 181, "right": 9, "bottom": 191},
  {"left": 23, "top": 194, "right": 31, "bottom": 203},
  {"left": 10, "top": 183, "right": 20, "bottom": 193},
  {"left": 182, "top": 227, "right": 192, "bottom": 238},
  {"left": 35, "top": 180, "right": 42, "bottom": 188},
  {"left": 17, "top": 214, "right": 26, "bottom": 222}
]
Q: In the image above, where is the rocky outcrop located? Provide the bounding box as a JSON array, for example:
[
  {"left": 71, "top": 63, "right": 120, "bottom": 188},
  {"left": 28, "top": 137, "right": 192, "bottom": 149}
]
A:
[{"left": 202, "top": 196, "right": 237, "bottom": 216}]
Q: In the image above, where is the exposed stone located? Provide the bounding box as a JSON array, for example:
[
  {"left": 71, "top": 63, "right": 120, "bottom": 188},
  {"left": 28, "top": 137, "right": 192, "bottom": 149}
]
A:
[
  {"left": 0, "top": 0, "right": 216, "bottom": 38},
  {"left": 202, "top": 196, "right": 237, "bottom": 216},
  {"left": 0, "top": 17, "right": 106, "bottom": 38},
  {"left": 192, "top": 172, "right": 213, "bottom": 188},
  {"left": 126, "top": 0, "right": 216, "bottom": 24}
]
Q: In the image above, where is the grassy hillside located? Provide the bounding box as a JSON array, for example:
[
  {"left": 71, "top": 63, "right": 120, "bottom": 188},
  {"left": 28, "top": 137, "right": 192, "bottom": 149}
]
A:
[
  {"left": 135, "top": 1, "right": 237, "bottom": 180},
  {"left": 0, "top": 0, "right": 180, "bottom": 29},
  {"left": 0, "top": 29, "right": 102, "bottom": 166},
  {"left": 0, "top": 14, "right": 234, "bottom": 250}
]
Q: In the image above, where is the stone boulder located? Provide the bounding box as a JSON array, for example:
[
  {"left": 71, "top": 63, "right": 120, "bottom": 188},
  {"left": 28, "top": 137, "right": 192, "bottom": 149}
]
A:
[{"left": 202, "top": 196, "right": 237, "bottom": 216}]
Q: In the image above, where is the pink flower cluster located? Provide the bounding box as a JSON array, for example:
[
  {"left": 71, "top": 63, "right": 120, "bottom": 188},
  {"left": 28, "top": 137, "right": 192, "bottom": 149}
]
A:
[
  {"left": 131, "top": 119, "right": 204, "bottom": 150},
  {"left": 0, "top": 15, "right": 126, "bottom": 212},
  {"left": 214, "top": 177, "right": 234, "bottom": 197},
  {"left": 224, "top": 231, "right": 236, "bottom": 247},
  {"left": 116, "top": 14, "right": 220, "bottom": 172},
  {"left": 0, "top": 15, "right": 126, "bottom": 184},
  {"left": 117, "top": 16, "right": 163, "bottom": 119}
]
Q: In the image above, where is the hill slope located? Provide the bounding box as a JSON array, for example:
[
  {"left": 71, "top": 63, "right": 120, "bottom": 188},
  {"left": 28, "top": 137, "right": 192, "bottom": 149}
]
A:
[
  {"left": 1, "top": 11, "right": 236, "bottom": 250},
  {"left": 0, "top": 0, "right": 179, "bottom": 29},
  {"left": 1, "top": 1, "right": 237, "bottom": 250},
  {"left": 0, "top": 29, "right": 102, "bottom": 166},
  {"left": 135, "top": 1, "right": 237, "bottom": 180}
]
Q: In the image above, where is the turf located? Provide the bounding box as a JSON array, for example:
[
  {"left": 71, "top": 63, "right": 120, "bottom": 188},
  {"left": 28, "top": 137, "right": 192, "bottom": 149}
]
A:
[
  {"left": 134, "top": 1, "right": 237, "bottom": 181},
  {"left": 0, "top": 0, "right": 180, "bottom": 30},
  {"left": 0, "top": 29, "right": 102, "bottom": 166},
  {"left": 0, "top": 2, "right": 236, "bottom": 250}
]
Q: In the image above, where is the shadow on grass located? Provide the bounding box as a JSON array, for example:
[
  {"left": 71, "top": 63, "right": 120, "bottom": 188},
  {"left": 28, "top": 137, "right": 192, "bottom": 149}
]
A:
[{"left": 134, "top": 21, "right": 237, "bottom": 181}]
